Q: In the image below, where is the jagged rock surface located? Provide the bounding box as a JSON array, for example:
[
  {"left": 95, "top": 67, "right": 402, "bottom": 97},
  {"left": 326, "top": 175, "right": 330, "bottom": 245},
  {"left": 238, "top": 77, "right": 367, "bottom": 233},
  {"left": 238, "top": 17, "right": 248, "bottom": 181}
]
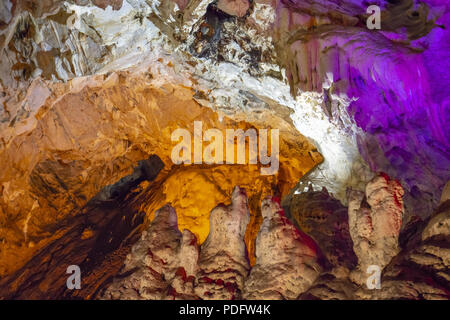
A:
[
  {"left": 216, "top": 0, "right": 249, "bottom": 18},
  {"left": 288, "top": 186, "right": 357, "bottom": 271},
  {"left": 100, "top": 188, "right": 325, "bottom": 300},
  {"left": 195, "top": 186, "right": 250, "bottom": 299},
  {"left": 243, "top": 197, "right": 321, "bottom": 299},
  {"left": 354, "top": 190, "right": 450, "bottom": 300},
  {"left": 102, "top": 187, "right": 324, "bottom": 300},
  {"left": 0, "top": 66, "right": 321, "bottom": 277},
  {"left": 100, "top": 177, "right": 449, "bottom": 301},
  {"left": 0, "top": 0, "right": 449, "bottom": 301},
  {"left": 300, "top": 177, "right": 449, "bottom": 300},
  {"left": 348, "top": 173, "right": 404, "bottom": 285},
  {"left": 102, "top": 186, "right": 252, "bottom": 300},
  {"left": 102, "top": 204, "right": 199, "bottom": 299}
]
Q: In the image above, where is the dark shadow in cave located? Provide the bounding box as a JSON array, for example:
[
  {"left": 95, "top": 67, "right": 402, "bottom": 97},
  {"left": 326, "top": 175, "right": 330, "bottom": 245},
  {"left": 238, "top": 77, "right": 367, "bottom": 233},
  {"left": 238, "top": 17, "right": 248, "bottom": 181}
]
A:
[{"left": 0, "top": 155, "right": 164, "bottom": 300}]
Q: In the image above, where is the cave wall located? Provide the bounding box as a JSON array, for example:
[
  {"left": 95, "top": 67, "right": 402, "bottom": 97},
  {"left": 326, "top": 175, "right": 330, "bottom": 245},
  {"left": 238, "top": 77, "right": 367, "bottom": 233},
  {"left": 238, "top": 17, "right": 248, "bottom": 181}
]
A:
[{"left": 0, "top": 0, "right": 448, "bottom": 300}]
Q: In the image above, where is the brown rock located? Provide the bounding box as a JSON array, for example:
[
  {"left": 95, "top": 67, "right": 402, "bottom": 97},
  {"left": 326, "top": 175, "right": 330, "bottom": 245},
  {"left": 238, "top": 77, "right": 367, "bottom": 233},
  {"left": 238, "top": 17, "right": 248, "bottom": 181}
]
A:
[
  {"left": 217, "top": 0, "right": 250, "bottom": 17},
  {"left": 92, "top": 0, "right": 123, "bottom": 11},
  {"left": 289, "top": 186, "right": 357, "bottom": 271}
]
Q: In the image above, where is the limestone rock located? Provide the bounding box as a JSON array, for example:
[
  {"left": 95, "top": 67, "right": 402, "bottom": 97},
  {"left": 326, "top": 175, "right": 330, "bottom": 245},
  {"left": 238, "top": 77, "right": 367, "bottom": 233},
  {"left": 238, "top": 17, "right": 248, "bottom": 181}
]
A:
[
  {"left": 102, "top": 204, "right": 199, "bottom": 299},
  {"left": 355, "top": 192, "right": 450, "bottom": 300},
  {"left": 302, "top": 180, "right": 449, "bottom": 300},
  {"left": 422, "top": 210, "right": 450, "bottom": 242},
  {"left": 103, "top": 186, "right": 252, "bottom": 300},
  {"left": 288, "top": 186, "right": 357, "bottom": 271},
  {"left": 298, "top": 271, "right": 357, "bottom": 300},
  {"left": 440, "top": 181, "right": 450, "bottom": 204},
  {"left": 348, "top": 173, "right": 404, "bottom": 285},
  {"left": 195, "top": 186, "right": 250, "bottom": 300},
  {"left": 275, "top": 0, "right": 448, "bottom": 218},
  {"left": 243, "top": 196, "right": 321, "bottom": 299},
  {"left": 0, "top": 0, "right": 449, "bottom": 302},
  {"left": 217, "top": 0, "right": 250, "bottom": 18},
  {"left": 0, "top": 66, "right": 320, "bottom": 277},
  {"left": 102, "top": 186, "right": 324, "bottom": 300}
]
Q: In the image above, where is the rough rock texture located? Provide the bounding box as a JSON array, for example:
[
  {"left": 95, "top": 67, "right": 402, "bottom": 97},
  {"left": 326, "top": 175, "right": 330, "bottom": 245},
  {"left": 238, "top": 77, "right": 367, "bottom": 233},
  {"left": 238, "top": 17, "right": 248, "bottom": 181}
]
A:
[
  {"left": 0, "top": 155, "right": 164, "bottom": 299},
  {"left": 0, "top": 0, "right": 449, "bottom": 301},
  {"left": 0, "top": 65, "right": 321, "bottom": 277},
  {"left": 348, "top": 173, "right": 404, "bottom": 285},
  {"left": 300, "top": 178, "right": 449, "bottom": 300},
  {"left": 354, "top": 187, "right": 450, "bottom": 300},
  {"left": 99, "top": 187, "right": 256, "bottom": 299},
  {"left": 216, "top": 0, "right": 249, "bottom": 18},
  {"left": 102, "top": 204, "right": 199, "bottom": 299},
  {"left": 243, "top": 196, "right": 321, "bottom": 299},
  {"left": 195, "top": 186, "right": 250, "bottom": 299},
  {"left": 288, "top": 186, "right": 357, "bottom": 271},
  {"left": 101, "top": 176, "right": 449, "bottom": 301},
  {"left": 3, "top": 0, "right": 448, "bottom": 215},
  {"left": 274, "top": 0, "right": 449, "bottom": 217},
  {"left": 103, "top": 187, "right": 324, "bottom": 300}
]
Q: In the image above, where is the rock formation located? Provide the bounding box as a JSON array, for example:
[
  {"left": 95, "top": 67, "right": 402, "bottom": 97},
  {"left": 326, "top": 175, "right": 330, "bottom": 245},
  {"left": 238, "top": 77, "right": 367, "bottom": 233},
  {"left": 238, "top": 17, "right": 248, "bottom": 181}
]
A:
[
  {"left": 0, "top": 0, "right": 449, "bottom": 301},
  {"left": 194, "top": 186, "right": 250, "bottom": 299},
  {"left": 243, "top": 196, "right": 321, "bottom": 299},
  {"left": 104, "top": 177, "right": 450, "bottom": 300},
  {"left": 288, "top": 186, "right": 357, "bottom": 271},
  {"left": 102, "top": 187, "right": 322, "bottom": 300},
  {"left": 354, "top": 181, "right": 450, "bottom": 300},
  {"left": 348, "top": 173, "right": 404, "bottom": 285},
  {"left": 102, "top": 204, "right": 199, "bottom": 299},
  {"left": 300, "top": 177, "right": 449, "bottom": 300}
]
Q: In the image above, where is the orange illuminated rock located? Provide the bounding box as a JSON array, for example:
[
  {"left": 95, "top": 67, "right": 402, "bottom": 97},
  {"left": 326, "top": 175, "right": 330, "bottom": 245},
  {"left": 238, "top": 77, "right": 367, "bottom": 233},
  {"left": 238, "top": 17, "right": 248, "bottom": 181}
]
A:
[{"left": 0, "top": 69, "right": 322, "bottom": 278}]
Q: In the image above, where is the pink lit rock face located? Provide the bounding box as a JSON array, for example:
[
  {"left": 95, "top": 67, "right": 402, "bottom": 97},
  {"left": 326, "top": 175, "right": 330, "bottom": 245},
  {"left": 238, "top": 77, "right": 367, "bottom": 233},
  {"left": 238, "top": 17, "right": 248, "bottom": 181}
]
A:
[
  {"left": 348, "top": 173, "right": 404, "bottom": 285},
  {"left": 0, "top": 179, "right": 447, "bottom": 299},
  {"left": 102, "top": 186, "right": 251, "bottom": 300},
  {"left": 173, "top": 0, "right": 190, "bottom": 11},
  {"left": 289, "top": 186, "right": 357, "bottom": 271},
  {"left": 243, "top": 197, "right": 321, "bottom": 299},
  {"left": 274, "top": 0, "right": 450, "bottom": 218},
  {"left": 91, "top": 0, "right": 123, "bottom": 10}
]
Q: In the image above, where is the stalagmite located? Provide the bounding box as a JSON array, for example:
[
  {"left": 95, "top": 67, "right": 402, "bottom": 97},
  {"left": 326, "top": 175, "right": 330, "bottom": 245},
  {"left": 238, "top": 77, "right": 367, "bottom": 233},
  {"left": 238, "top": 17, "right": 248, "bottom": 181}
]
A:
[
  {"left": 0, "top": 0, "right": 448, "bottom": 301},
  {"left": 243, "top": 196, "right": 321, "bottom": 299}
]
